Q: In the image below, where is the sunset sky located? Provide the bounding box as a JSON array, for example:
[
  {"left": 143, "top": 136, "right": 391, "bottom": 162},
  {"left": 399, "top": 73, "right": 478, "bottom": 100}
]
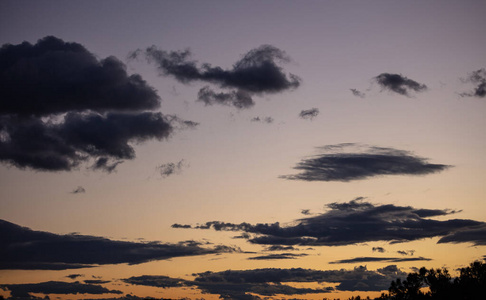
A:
[{"left": 1, "top": 1, "right": 485, "bottom": 299}]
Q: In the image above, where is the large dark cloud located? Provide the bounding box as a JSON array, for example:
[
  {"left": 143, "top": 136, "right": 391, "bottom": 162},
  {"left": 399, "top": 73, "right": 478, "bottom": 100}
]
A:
[
  {"left": 0, "top": 219, "right": 237, "bottom": 270},
  {"left": 124, "top": 264, "right": 407, "bottom": 298},
  {"left": 459, "top": 68, "right": 486, "bottom": 98},
  {"left": 0, "top": 36, "right": 159, "bottom": 116},
  {"left": 280, "top": 144, "right": 451, "bottom": 182},
  {"left": 174, "top": 198, "right": 485, "bottom": 247},
  {"left": 132, "top": 44, "right": 301, "bottom": 94},
  {"left": 374, "top": 73, "right": 427, "bottom": 96},
  {"left": 329, "top": 256, "right": 431, "bottom": 264},
  {"left": 0, "top": 36, "right": 194, "bottom": 172},
  {"left": 437, "top": 224, "right": 486, "bottom": 246},
  {"left": 0, "top": 281, "right": 122, "bottom": 298}
]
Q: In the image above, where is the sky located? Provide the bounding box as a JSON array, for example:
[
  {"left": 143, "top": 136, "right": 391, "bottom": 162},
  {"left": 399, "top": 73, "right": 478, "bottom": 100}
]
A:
[{"left": 0, "top": 0, "right": 485, "bottom": 299}]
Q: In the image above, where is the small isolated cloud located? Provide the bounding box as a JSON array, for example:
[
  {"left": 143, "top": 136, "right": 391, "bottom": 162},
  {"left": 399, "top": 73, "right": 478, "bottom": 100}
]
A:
[
  {"left": 175, "top": 198, "right": 485, "bottom": 247},
  {"left": 459, "top": 68, "right": 486, "bottom": 98},
  {"left": 0, "top": 219, "right": 237, "bottom": 270},
  {"left": 71, "top": 186, "right": 86, "bottom": 194},
  {"left": 251, "top": 116, "right": 274, "bottom": 124},
  {"left": 197, "top": 86, "right": 254, "bottom": 109},
  {"left": 372, "top": 247, "right": 386, "bottom": 253},
  {"left": 299, "top": 108, "right": 319, "bottom": 120},
  {"left": 280, "top": 143, "right": 451, "bottom": 182},
  {"left": 301, "top": 209, "right": 311, "bottom": 215},
  {"left": 329, "top": 256, "right": 431, "bottom": 264},
  {"left": 0, "top": 281, "right": 122, "bottom": 298},
  {"left": 248, "top": 253, "right": 308, "bottom": 260},
  {"left": 374, "top": 73, "right": 427, "bottom": 96},
  {"left": 66, "top": 274, "right": 83, "bottom": 280},
  {"left": 156, "top": 159, "right": 188, "bottom": 178},
  {"left": 397, "top": 250, "right": 415, "bottom": 256},
  {"left": 265, "top": 245, "right": 297, "bottom": 251},
  {"left": 0, "top": 36, "right": 195, "bottom": 172},
  {"left": 350, "top": 88, "right": 366, "bottom": 98},
  {"left": 84, "top": 280, "right": 111, "bottom": 284}
]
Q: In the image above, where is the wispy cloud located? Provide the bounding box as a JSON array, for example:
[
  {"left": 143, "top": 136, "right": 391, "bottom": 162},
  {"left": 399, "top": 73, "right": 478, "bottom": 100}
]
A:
[
  {"left": 197, "top": 86, "right": 254, "bottom": 109},
  {"left": 131, "top": 44, "right": 301, "bottom": 94},
  {"left": 280, "top": 144, "right": 451, "bottom": 182},
  {"left": 248, "top": 253, "right": 308, "bottom": 260},
  {"left": 174, "top": 198, "right": 485, "bottom": 246},
  {"left": 329, "top": 256, "right": 431, "bottom": 264},
  {"left": 71, "top": 186, "right": 86, "bottom": 194},
  {"left": 156, "top": 159, "right": 188, "bottom": 178},
  {"left": 250, "top": 116, "right": 274, "bottom": 124},
  {"left": 374, "top": 73, "right": 427, "bottom": 96},
  {"left": 0, "top": 219, "right": 237, "bottom": 270},
  {"left": 350, "top": 88, "right": 366, "bottom": 98},
  {"left": 0, "top": 281, "right": 122, "bottom": 298},
  {"left": 459, "top": 68, "right": 486, "bottom": 98},
  {"left": 299, "top": 108, "right": 319, "bottom": 120}
]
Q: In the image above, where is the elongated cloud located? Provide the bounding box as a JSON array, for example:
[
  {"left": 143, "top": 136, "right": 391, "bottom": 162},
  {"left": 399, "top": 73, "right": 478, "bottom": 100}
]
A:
[
  {"left": 459, "top": 68, "right": 486, "bottom": 98},
  {"left": 248, "top": 253, "right": 308, "bottom": 260},
  {"left": 133, "top": 44, "right": 301, "bottom": 94},
  {"left": 0, "top": 219, "right": 236, "bottom": 270},
  {"left": 0, "top": 36, "right": 195, "bottom": 172},
  {"left": 124, "top": 264, "right": 407, "bottom": 298},
  {"left": 329, "top": 256, "right": 431, "bottom": 264},
  {"left": 374, "top": 73, "right": 427, "bottom": 96},
  {"left": 174, "top": 199, "right": 485, "bottom": 246},
  {"left": 0, "top": 281, "right": 122, "bottom": 298},
  {"left": 280, "top": 144, "right": 451, "bottom": 182},
  {"left": 299, "top": 108, "right": 319, "bottom": 120},
  {"left": 197, "top": 86, "right": 254, "bottom": 109}
]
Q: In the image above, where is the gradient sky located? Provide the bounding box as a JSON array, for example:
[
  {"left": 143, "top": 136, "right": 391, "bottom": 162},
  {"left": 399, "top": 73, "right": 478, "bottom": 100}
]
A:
[{"left": 1, "top": 1, "right": 485, "bottom": 299}]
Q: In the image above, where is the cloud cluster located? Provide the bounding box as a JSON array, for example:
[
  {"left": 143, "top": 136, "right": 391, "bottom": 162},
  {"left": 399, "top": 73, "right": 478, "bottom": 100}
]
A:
[
  {"left": 299, "top": 108, "right": 319, "bottom": 120},
  {"left": 0, "top": 36, "right": 192, "bottom": 172},
  {"left": 460, "top": 68, "right": 486, "bottom": 98},
  {"left": 0, "top": 219, "right": 237, "bottom": 270},
  {"left": 280, "top": 143, "right": 451, "bottom": 182},
  {"left": 132, "top": 44, "right": 300, "bottom": 109},
  {"left": 173, "top": 198, "right": 485, "bottom": 247},
  {"left": 0, "top": 281, "right": 122, "bottom": 298},
  {"left": 124, "top": 265, "right": 407, "bottom": 298},
  {"left": 374, "top": 73, "right": 427, "bottom": 96}
]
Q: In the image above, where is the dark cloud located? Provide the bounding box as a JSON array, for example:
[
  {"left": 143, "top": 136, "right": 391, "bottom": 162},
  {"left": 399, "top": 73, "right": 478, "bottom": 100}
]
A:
[
  {"left": 350, "top": 88, "right": 366, "bottom": 98},
  {"left": 84, "top": 280, "right": 111, "bottom": 284},
  {"left": 301, "top": 209, "right": 311, "bottom": 215},
  {"left": 133, "top": 44, "right": 301, "bottom": 94},
  {"left": 459, "top": 68, "right": 486, "bottom": 98},
  {"left": 437, "top": 224, "right": 486, "bottom": 246},
  {"left": 175, "top": 199, "right": 484, "bottom": 247},
  {"left": 122, "top": 275, "right": 187, "bottom": 289},
  {"left": 372, "top": 247, "right": 386, "bottom": 253},
  {"left": 299, "top": 108, "right": 319, "bottom": 120},
  {"left": 0, "top": 281, "right": 122, "bottom": 298},
  {"left": 0, "top": 36, "right": 160, "bottom": 116},
  {"left": 171, "top": 223, "right": 192, "bottom": 229},
  {"left": 265, "top": 245, "right": 297, "bottom": 251},
  {"left": 280, "top": 144, "right": 451, "bottom": 182},
  {"left": 250, "top": 116, "right": 274, "bottom": 124},
  {"left": 248, "top": 253, "right": 308, "bottom": 260},
  {"left": 0, "top": 37, "right": 194, "bottom": 172},
  {"left": 329, "top": 256, "right": 431, "bottom": 264},
  {"left": 123, "top": 265, "right": 409, "bottom": 298},
  {"left": 0, "top": 219, "right": 237, "bottom": 270},
  {"left": 397, "top": 250, "right": 415, "bottom": 256},
  {"left": 71, "top": 186, "right": 86, "bottom": 194},
  {"left": 66, "top": 274, "right": 83, "bottom": 280},
  {"left": 156, "top": 159, "right": 188, "bottom": 178},
  {"left": 197, "top": 86, "right": 254, "bottom": 109},
  {"left": 374, "top": 73, "right": 427, "bottom": 96}
]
